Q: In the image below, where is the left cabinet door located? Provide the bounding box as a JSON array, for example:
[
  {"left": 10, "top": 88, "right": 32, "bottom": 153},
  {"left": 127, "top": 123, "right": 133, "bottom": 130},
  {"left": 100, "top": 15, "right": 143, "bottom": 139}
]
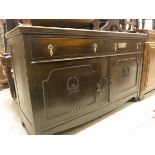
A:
[{"left": 30, "top": 57, "right": 108, "bottom": 129}]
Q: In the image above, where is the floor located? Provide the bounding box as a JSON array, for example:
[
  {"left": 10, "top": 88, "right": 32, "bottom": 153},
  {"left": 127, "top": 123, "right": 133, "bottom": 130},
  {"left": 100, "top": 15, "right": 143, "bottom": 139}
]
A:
[{"left": 1, "top": 86, "right": 155, "bottom": 136}]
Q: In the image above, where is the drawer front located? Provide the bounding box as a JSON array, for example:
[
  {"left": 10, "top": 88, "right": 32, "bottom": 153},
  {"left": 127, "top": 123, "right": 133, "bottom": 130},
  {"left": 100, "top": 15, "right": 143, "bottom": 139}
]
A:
[
  {"left": 29, "top": 38, "right": 144, "bottom": 61},
  {"left": 105, "top": 39, "right": 144, "bottom": 53},
  {"left": 30, "top": 38, "right": 105, "bottom": 60}
]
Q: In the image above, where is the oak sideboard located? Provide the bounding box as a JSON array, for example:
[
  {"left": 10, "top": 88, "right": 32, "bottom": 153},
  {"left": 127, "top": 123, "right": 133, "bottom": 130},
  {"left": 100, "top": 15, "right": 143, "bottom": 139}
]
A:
[{"left": 6, "top": 26, "right": 146, "bottom": 134}]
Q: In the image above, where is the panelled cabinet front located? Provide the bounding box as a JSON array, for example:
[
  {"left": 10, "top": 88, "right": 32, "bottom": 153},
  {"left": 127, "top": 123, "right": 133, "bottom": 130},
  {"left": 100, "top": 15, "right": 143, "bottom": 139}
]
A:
[{"left": 30, "top": 58, "right": 108, "bottom": 130}]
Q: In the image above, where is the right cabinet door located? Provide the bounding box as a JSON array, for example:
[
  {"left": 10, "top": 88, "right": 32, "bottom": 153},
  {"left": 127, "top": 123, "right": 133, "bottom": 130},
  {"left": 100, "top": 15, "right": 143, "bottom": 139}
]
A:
[{"left": 110, "top": 54, "right": 141, "bottom": 101}]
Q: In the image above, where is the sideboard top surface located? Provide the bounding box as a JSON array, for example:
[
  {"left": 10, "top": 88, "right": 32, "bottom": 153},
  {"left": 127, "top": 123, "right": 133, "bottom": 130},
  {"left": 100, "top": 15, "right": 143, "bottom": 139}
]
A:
[{"left": 6, "top": 26, "right": 147, "bottom": 39}]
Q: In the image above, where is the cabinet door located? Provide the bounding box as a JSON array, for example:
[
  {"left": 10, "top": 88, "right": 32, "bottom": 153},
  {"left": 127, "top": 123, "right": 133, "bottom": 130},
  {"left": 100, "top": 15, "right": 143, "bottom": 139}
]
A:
[
  {"left": 30, "top": 58, "right": 108, "bottom": 128},
  {"left": 110, "top": 54, "right": 141, "bottom": 101},
  {"left": 42, "top": 64, "right": 97, "bottom": 120}
]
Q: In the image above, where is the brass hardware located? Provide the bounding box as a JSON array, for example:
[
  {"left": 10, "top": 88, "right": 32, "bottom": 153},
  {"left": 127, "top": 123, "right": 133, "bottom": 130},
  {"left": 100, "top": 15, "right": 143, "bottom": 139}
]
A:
[
  {"left": 110, "top": 79, "right": 113, "bottom": 84},
  {"left": 118, "top": 42, "right": 127, "bottom": 48},
  {"left": 136, "top": 43, "right": 139, "bottom": 50},
  {"left": 93, "top": 43, "right": 97, "bottom": 53},
  {"left": 96, "top": 77, "right": 104, "bottom": 92},
  {"left": 113, "top": 42, "right": 127, "bottom": 52},
  {"left": 12, "top": 49, "right": 14, "bottom": 53},
  {"left": 113, "top": 43, "right": 117, "bottom": 52},
  {"left": 136, "top": 42, "right": 141, "bottom": 50},
  {"left": 48, "top": 44, "right": 54, "bottom": 56}
]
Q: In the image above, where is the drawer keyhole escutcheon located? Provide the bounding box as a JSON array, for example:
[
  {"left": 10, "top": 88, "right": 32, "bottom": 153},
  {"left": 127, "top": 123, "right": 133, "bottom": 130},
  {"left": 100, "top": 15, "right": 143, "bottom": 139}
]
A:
[
  {"left": 48, "top": 44, "right": 54, "bottom": 56},
  {"left": 113, "top": 43, "right": 118, "bottom": 52},
  {"left": 93, "top": 43, "right": 98, "bottom": 53},
  {"left": 136, "top": 42, "right": 141, "bottom": 50}
]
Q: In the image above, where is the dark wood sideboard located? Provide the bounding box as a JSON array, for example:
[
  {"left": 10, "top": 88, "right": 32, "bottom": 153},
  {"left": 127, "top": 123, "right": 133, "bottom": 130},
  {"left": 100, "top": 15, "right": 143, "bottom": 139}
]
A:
[
  {"left": 6, "top": 26, "right": 146, "bottom": 134},
  {"left": 139, "top": 30, "right": 155, "bottom": 100}
]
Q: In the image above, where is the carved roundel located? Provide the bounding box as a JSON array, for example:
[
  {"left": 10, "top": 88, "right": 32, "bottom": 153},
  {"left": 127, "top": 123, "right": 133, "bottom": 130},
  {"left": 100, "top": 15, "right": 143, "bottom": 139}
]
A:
[
  {"left": 66, "top": 76, "right": 79, "bottom": 91},
  {"left": 122, "top": 66, "right": 130, "bottom": 78}
]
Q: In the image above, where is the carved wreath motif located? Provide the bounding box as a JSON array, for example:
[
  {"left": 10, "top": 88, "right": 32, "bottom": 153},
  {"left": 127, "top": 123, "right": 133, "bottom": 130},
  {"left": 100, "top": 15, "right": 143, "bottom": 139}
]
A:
[
  {"left": 122, "top": 66, "right": 130, "bottom": 78},
  {"left": 66, "top": 76, "right": 79, "bottom": 92}
]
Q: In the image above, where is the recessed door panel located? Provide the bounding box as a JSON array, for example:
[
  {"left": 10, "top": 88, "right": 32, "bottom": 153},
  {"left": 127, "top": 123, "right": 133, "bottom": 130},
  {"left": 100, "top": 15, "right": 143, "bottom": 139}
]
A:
[
  {"left": 110, "top": 54, "right": 140, "bottom": 101},
  {"left": 42, "top": 65, "right": 97, "bottom": 119}
]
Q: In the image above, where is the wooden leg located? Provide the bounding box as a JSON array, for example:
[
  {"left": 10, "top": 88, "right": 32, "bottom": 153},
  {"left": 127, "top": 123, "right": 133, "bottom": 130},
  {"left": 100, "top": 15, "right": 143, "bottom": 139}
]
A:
[
  {"left": 138, "top": 95, "right": 145, "bottom": 101},
  {"left": 134, "top": 96, "right": 139, "bottom": 102},
  {"left": 21, "top": 121, "right": 25, "bottom": 127}
]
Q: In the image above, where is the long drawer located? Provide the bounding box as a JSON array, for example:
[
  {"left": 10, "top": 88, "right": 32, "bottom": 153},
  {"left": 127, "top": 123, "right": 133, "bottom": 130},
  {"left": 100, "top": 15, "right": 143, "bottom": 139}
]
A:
[{"left": 29, "top": 37, "right": 144, "bottom": 60}]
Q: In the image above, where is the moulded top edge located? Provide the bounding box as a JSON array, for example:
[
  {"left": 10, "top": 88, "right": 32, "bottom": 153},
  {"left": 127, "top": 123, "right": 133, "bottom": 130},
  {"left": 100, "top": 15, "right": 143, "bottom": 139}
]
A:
[{"left": 5, "top": 25, "right": 147, "bottom": 39}]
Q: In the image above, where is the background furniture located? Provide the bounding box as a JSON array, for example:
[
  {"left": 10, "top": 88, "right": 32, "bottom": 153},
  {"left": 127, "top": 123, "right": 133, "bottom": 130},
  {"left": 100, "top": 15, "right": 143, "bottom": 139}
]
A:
[
  {"left": 0, "top": 20, "right": 16, "bottom": 97},
  {"left": 139, "top": 30, "right": 155, "bottom": 100},
  {"left": 0, "top": 22, "right": 8, "bottom": 86},
  {"left": 6, "top": 25, "right": 146, "bottom": 134},
  {"left": 0, "top": 64, "right": 7, "bottom": 85},
  {"left": 0, "top": 53, "right": 16, "bottom": 99},
  {"left": 100, "top": 19, "right": 125, "bottom": 31}
]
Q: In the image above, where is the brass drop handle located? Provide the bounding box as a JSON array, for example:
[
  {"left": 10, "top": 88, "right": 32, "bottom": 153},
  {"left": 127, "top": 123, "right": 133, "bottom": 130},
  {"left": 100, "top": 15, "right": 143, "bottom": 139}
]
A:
[
  {"left": 96, "top": 77, "right": 108, "bottom": 92},
  {"left": 113, "top": 43, "right": 118, "bottom": 52},
  {"left": 110, "top": 79, "right": 113, "bottom": 84},
  {"left": 136, "top": 42, "right": 141, "bottom": 50},
  {"left": 93, "top": 43, "right": 98, "bottom": 53},
  {"left": 113, "top": 42, "right": 127, "bottom": 52},
  {"left": 48, "top": 44, "right": 54, "bottom": 56}
]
